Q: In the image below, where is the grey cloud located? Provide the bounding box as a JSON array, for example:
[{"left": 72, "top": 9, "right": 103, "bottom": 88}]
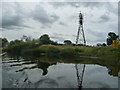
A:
[
  {"left": 2, "top": 15, "right": 23, "bottom": 29},
  {"left": 87, "top": 38, "right": 105, "bottom": 43},
  {"left": 67, "top": 2, "right": 101, "bottom": 8},
  {"left": 51, "top": 15, "right": 59, "bottom": 22},
  {"left": 49, "top": 2, "right": 65, "bottom": 8},
  {"left": 51, "top": 33, "right": 65, "bottom": 42},
  {"left": 31, "top": 4, "right": 59, "bottom": 27},
  {"left": 35, "top": 78, "right": 58, "bottom": 88},
  {"left": 59, "top": 22, "right": 67, "bottom": 26},
  {"left": 105, "top": 2, "right": 118, "bottom": 15},
  {"left": 99, "top": 15, "right": 110, "bottom": 23},
  {"left": 51, "top": 36, "right": 65, "bottom": 42},
  {"left": 50, "top": 2, "right": 117, "bottom": 15},
  {"left": 86, "top": 29, "right": 105, "bottom": 43},
  {"left": 2, "top": 2, "right": 29, "bottom": 30},
  {"left": 87, "top": 29, "right": 105, "bottom": 37},
  {"left": 50, "top": 2, "right": 102, "bottom": 8}
]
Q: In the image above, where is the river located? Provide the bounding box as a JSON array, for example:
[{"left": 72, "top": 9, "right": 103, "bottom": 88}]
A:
[{"left": 1, "top": 54, "right": 120, "bottom": 89}]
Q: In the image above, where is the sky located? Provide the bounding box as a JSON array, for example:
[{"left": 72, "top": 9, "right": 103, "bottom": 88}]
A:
[{"left": 1, "top": 1, "right": 119, "bottom": 45}]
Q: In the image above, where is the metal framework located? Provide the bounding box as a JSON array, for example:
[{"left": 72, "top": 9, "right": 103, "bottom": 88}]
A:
[
  {"left": 75, "top": 12, "right": 86, "bottom": 89},
  {"left": 76, "top": 12, "right": 86, "bottom": 45}
]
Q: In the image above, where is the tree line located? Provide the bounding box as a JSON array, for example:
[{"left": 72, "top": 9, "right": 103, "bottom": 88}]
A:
[
  {"left": 0, "top": 32, "right": 119, "bottom": 48},
  {"left": 0, "top": 34, "right": 74, "bottom": 48}
]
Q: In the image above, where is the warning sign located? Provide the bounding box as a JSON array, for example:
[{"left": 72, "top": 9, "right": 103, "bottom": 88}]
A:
[{"left": 112, "top": 40, "right": 118, "bottom": 48}]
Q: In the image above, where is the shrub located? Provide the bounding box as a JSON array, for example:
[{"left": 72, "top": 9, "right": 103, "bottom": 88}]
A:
[
  {"left": 4, "top": 42, "right": 36, "bottom": 55},
  {"left": 21, "top": 49, "right": 43, "bottom": 56},
  {"left": 46, "top": 47, "right": 60, "bottom": 58},
  {"left": 60, "top": 48, "right": 77, "bottom": 58},
  {"left": 74, "top": 48, "right": 84, "bottom": 53}
]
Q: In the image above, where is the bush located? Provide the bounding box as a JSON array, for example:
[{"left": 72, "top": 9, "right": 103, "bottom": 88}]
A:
[
  {"left": 74, "top": 48, "right": 84, "bottom": 53},
  {"left": 4, "top": 42, "right": 32, "bottom": 54},
  {"left": 60, "top": 48, "right": 77, "bottom": 58},
  {"left": 46, "top": 47, "right": 60, "bottom": 58},
  {"left": 21, "top": 49, "right": 43, "bottom": 56}
]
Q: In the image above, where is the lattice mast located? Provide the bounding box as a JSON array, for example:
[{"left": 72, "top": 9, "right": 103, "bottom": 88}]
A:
[
  {"left": 75, "top": 11, "right": 86, "bottom": 89},
  {"left": 76, "top": 12, "right": 86, "bottom": 45}
]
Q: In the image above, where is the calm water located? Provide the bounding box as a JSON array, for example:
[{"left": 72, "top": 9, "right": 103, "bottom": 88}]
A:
[{"left": 1, "top": 55, "right": 120, "bottom": 88}]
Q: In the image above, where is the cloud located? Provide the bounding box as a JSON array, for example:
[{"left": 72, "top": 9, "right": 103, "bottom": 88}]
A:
[
  {"left": 51, "top": 33, "right": 65, "bottom": 42},
  {"left": 49, "top": 2, "right": 65, "bottom": 8},
  {"left": 50, "top": 2, "right": 103, "bottom": 9},
  {"left": 59, "top": 21, "right": 67, "bottom": 26},
  {"left": 67, "top": 2, "right": 102, "bottom": 8},
  {"left": 2, "top": 2, "right": 29, "bottom": 30},
  {"left": 99, "top": 14, "right": 110, "bottom": 23},
  {"left": 87, "top": 29, "right": 105, "bottom": 37},
  {"left": 31, "top": 4, "right": 59, "bottom": 27},
  {"left": 86, "top": 29, "right": 106, "bottom": 43}
]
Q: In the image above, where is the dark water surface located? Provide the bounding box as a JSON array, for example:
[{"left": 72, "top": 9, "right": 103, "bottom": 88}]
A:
[{"left": 2, "top": 54, "right": 120, "bottom": 88}]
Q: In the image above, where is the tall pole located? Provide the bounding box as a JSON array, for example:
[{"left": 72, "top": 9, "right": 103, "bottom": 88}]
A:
[
  {"left": 76, "top": 12, "right": 86, "bottom": 45},
  {"left": 75, "top": 11, "right": 86, "bottom": 89}
]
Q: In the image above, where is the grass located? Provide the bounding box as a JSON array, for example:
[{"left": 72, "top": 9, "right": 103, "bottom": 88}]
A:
[
  {"left": 37, "top": 45, "right": 119, "bottom": 59},
  {"left": 3, "top": 44, "right": 120, "bottom": 59}
]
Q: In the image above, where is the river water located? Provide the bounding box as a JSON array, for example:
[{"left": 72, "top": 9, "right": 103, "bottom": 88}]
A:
[{"left": 1, "top": 54, "right": 120, "bottom": 89}]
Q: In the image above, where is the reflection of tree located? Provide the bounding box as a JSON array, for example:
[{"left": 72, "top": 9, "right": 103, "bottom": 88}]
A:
[
  {"left": 37, "top": 61, "right": 56, "bottom": 75},
  {"left": 16, "top": 59, "right": 56, "bottom": 76}
]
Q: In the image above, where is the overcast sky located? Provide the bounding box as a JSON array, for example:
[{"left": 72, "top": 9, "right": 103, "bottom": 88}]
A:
[{"left": 1, "top": 2, "right": 118, "bottom": 45}]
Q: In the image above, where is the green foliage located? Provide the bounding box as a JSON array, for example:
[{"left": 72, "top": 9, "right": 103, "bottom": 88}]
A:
[
  {"left": 60, "top": 48, "right": 77, "bottom": 58},
  {"left": 74, "top": 48, "right": 84, "bottom": 53},
  {"left": 106, "top": 32, "right": 119, "bottom": 45},
  {"left": 21, "top": 49, "right": 43, "bottom": 56},
  {"left": 46, "top": 47, "right": 60, "bottom": 58},
  {"left": 5, "top": 42, "right": 30, "bottom": 54},
  {"left": 50, "top": 40, "right": 58, "bottom": 45},
  {"left": 9, "top": 40, "right": 23, "bottom": 46},
  {"left": 0, "top": 38, "right": 8, "bottom": 47},
  {"left": 39, "top": 34, "right": 51, "bottom": 44},
  {"left": 64, "top": 40, "right": 72, "bottom": 45}
]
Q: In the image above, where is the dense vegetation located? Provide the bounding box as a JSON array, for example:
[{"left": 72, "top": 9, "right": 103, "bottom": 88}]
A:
[
  {"left": 3, "top": 44, "right": 120, "bottom": 59},
  {"left": 1, "top": 32, "right": 120, "bottom": 59}
]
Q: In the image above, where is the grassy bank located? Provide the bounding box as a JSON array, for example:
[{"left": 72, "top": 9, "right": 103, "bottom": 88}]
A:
[
  {"left": 3, "top": 43, "right": 120, "bottom": 59},
  {"left": 8, "top": 54, "right": 119, "bottom": 77}
]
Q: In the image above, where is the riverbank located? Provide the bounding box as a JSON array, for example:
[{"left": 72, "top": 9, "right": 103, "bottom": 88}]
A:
[
  {"left": 3, "top": 44, "right": 120, "bottom": 59},
  {"left": 4, "top": 53, "right": 120, "bottom": 77}
]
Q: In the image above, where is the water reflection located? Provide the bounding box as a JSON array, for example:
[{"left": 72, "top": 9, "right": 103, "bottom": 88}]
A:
[
  {"left": 2, "top": 54, "right": 119, "bottom": 88},
  {"left": 16, "top": 61, "right": 56, "bottom": 76},
  {"left": 15, "top": 60, "right": 56, "bottom": 76},
  {"left": 75, "top": 64, "right": 86, "bottom": 89}
]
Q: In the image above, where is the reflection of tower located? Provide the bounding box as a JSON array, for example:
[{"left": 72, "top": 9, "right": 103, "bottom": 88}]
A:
[
  {"left": 76, "top": 12, "right": 86, "bottom": 45},
  {"left": 75, "top": 11, "right": 86, "bottom": 89}
]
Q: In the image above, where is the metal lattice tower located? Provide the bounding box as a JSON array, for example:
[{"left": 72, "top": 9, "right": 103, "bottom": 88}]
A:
[
  {"left": 76, "top": 12, "right": 86, "bottom": 45},
  {"left": 75, "top": 11, "right": 86, "bottom": 89}
]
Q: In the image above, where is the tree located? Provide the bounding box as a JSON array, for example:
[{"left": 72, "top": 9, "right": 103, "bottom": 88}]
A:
[
  {"left": 106, "top": 32, "right": 119, "bottom": 45},
  {"left": 21, "top": 35, "right": 31, "bottom": 42},
  {"left": 9, "top": 40, "right": 23, "bottom": 46},
  {"left": 64, "top": 40, "right": 72, "bottom": 45},
  {"left": 0, "top": 38, "right": 8, "bottom": 47},
  {"left": 50, "top": 40, "right": 58, "bottom": 45},
  {"left": 102, "top": 43, "right": 106, "bottom": 46},
  {"left": 97, "top": 43, "right": 102, "bottom": 46},
  {"left": 39, "top": 34, "right": 51, "bottom": 44}
]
